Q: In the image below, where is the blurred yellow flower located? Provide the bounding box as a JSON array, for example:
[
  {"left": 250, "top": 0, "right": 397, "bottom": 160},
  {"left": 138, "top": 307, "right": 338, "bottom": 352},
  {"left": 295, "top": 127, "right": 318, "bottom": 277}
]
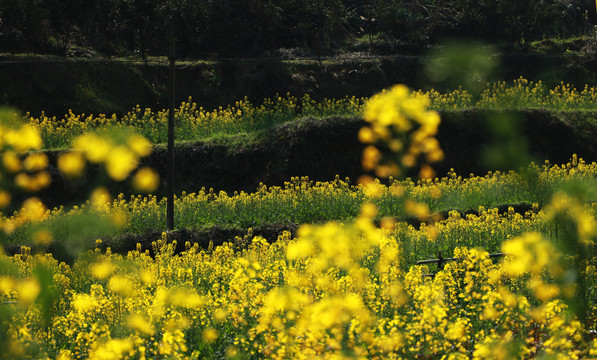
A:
[
  {"left": 214, "top": 307, "right": 228, "bottom": 322},
  {"left": 360, "top": 202, "right": 378, "bottom": 219},
  {"left": 90, "top": 187, "right": 111, "bottom": 209},
  {"left": 0, "top": 190, "right": 11, "bottom": 208},
  {"left": 126, "top": 314, "right": 155, "bottom": 336},
  {"left": 170, "top": 287, "right": 204, "bottom": 307},
  {"left": 16, "top": 278, "right": 40, "bottom": 304},
  {"left": 132, "top": 167, "right": 160, "bottom": 192},
  {"left": 15, "top": 172, "right": 51, "bottom": 192},
  {"left": 108, "top": 275, "right": 134, "bottom": 297},
  {"left": 57, "top": 152, "right": 86, "bottom": 178},
  {"left": 358, "top": 127, "right": 376, "bottom": 143},
  {"left": 202, "top": 328, "right": 219, "bottom": 343},
  {"left": 105, "top": 146, "right": 137, "bottom": 181},
  {"left": 2, "top": 151, "right": 21, "bottom": 173},
  {"left": 128, "top": 134, "right": 152, "bottom": 157},
  {"left": 72, "top": 293, "right": 99, "bottom": 313},
  {"left": 56, "top": 350, "right": 73, "bottom": 360},
  {"left": 287, "top": 239, "right": 314, "bottom": 260},
  {"left": 360, "top": 84, "right": 442, "bottom": 180},
  {"left": 6, "top": 125, "right": 42, "bottom": 151},
  {"left": 404, "top": 199, "right": 430, "bottom": 220},
  {"left": 23, "top": 153, "right": 48, "bottom": 172},
  {"left": 362, "top": 145, "right": 382, "bottom": 171},
  {"left": 88, "top": 338, "right": 134, "bottom": 360},
  {"left": 32, "top": 228, "right": 53, "bottom": 246},
  {"left": 0, "top": 276, "right": 16, "bottom": 292},
  {"left": 91, "top": 260, "right": 114, "bottom": 279},
  {"left": 20, "top": 197, "right": 47, "bottom": 221},
  {"left": 74, "top": 134, "right": 111, "bottom": 163}
]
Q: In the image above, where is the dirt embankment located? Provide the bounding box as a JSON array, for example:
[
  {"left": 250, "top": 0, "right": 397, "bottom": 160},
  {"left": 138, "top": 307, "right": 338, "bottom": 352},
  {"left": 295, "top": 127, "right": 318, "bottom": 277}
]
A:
[{"left": 2, "top": 53, "right": 597, "bottom": 117}]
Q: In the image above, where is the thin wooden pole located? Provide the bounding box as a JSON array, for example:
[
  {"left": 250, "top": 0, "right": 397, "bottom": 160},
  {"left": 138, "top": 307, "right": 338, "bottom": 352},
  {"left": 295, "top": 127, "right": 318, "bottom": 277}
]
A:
[{"left": 167, "top": 37, "right": 175, "bottom": 230}]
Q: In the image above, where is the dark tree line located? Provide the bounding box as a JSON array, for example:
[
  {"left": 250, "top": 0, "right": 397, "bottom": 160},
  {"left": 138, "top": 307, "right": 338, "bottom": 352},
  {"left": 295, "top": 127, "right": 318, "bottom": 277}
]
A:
[{"left": 0, "top": 0, "right": 592, "bottom": 57}]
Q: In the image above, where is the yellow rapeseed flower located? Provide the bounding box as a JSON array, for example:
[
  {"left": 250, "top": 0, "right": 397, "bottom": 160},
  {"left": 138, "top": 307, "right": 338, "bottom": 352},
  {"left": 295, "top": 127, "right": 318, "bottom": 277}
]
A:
[
  {"left": 90, "top": 187, "right": 111, "bottom": 209},
  {"left": 108, "top": 275, "right": 134, "bottom": 297},
  {"left": 202, "top": 328, "right": 219, "bottom": 343},
  {"left": 73, "top": 134, "right": 111, "bottom": 163},
  {"left": 0, "top": 190, "right": 11, "bottom": 208},
  {"left": 2, "top": 151, "right": 21, "bottom": 173},
  {"left": 16, "top": 278, "right": 41, "bottom": 304},
  {"left": 23, "top": 153, "right": 48, "bottom": 172},
  {"left": 132, "top": 167, "right": 160, "bottom": 192},
  {"left": 91, "top": 260, "right": 114, "bottom": 279},
  {"left": 128, "top": 134, "right": 152, "bottom": 157},
  {"left": 126, "top": 314, "right": 155, "bottom": 336},
  {"left": 105, "top": 146, "right": 137, "bottom": 181},
  {"left": 57, "top": 152, "right": 86, "bottom": 178}
]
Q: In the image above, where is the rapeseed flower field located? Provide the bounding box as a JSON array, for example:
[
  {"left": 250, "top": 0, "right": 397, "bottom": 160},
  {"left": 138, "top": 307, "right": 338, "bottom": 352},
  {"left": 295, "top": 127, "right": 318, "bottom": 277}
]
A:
[
  {"left": 22, "top": 77, "right": 597, "bottom": 150},
  {"left": 0, "top": 83, "right": 596, "bottom": 359}
]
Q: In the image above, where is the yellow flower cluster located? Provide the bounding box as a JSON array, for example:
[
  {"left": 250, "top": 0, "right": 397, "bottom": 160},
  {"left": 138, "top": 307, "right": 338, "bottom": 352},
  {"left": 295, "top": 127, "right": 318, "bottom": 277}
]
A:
[
  {"left": 359, "top": 84, "right": 444, "bottom": 181},
  {"left": 54, "top": 129, "right": 160, "bottom": 194},
  {"left": 300, "top": 94, "right": 367, "bottom": 117},
  {"left": 0, "top": 212, "right": 594, "bottom": 358},
  {"left": 0, "top": 110, "right": 53, "bottom": 235},
  {"left": 477, "top": 77, "right": 597, "bottom": 110},
  {"left": 70, "top": 131, "right": 152, "bottom": 182},
  {"left": 0, "top": 110, "right": 49, "bottom": 200}
]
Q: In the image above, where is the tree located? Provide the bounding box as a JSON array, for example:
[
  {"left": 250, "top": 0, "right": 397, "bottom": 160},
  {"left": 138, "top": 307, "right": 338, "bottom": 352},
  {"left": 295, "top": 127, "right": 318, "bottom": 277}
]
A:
[
  {"left": 284, "top": 0, "right": 348, "bottom": 56},
  {"left": 496, "top": 0, "right": 567, "bottom": 49},
  {"left": 369, "top": 0, "right": 458, "bottom": 43},
  {"left": 0, "top": 0, "right": 48, "bottom": 52},
  {"left": 44, "top": 0, "right": 85, "bottom": 55}
]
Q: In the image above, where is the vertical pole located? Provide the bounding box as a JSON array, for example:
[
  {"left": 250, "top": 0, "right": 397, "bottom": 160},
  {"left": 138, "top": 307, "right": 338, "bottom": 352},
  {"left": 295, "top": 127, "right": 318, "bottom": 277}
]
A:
[
  {"left": 595, "top": 1, "right": 597, "bottom": 40},
  {"left": 167, "top": 37, "right": 175, "bottom": 230}
]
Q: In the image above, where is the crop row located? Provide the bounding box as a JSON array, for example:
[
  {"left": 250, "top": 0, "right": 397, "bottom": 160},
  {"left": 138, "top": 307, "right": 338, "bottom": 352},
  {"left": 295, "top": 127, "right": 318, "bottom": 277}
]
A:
[
  {"left": 23, "top": 77, "right": 597, "bottom": 149},
  {"left": 4, "top": 156, "right": 596, "bottom": 262}
]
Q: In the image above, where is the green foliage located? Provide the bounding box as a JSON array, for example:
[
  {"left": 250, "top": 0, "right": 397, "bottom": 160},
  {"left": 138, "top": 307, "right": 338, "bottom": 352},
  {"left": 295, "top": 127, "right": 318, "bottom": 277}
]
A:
[
  {"left": 495, "top": 0, "right": 567, "bottom": 49},
  {"left": 425, "top": 41, "right": 498, "bottom": 95},
  {"left": 366, "top": 0, "right": 458, "bottom": 43},
  {"left": 0, "top": 0, "right": 588, "bottom": 56},
  {"left": 450, "top": 0, "right": 569, "bottom": 48}
]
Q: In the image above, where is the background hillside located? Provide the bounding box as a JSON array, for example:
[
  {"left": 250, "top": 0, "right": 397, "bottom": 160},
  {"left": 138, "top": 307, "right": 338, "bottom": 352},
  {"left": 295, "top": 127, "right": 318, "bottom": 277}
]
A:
[{"left": 0, "top": 0, "right": 592, "bottom": 57}]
